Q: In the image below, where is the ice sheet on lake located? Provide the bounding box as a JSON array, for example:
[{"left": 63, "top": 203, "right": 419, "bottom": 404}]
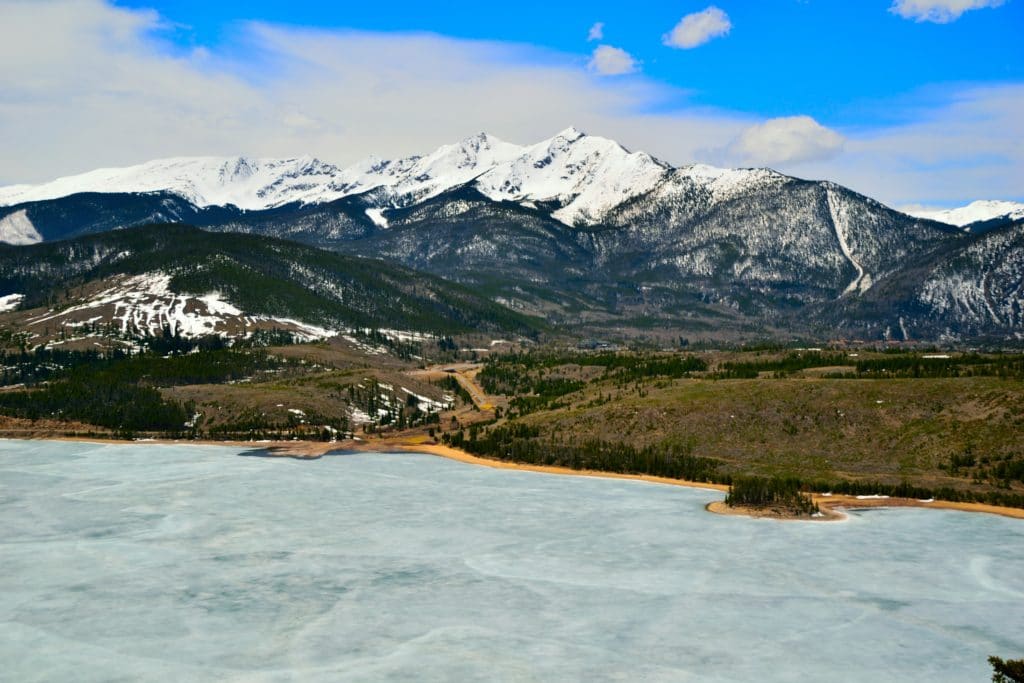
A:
[{"left": 1, "top": 439, "right": 1022, "bottom": 682}]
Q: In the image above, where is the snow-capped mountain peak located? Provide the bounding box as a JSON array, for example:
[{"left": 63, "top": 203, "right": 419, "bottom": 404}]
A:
[
  {"left": 0, "top": 128, "right": 765, "bottom": 227},
  {"left": 322, "top": 131, "right": 525, "bottom": 210},
  {"left": 418, "top": 132, "right": 521, "bottom": 172},
  {"left": 473, "top": 128, "right": 670, "bottom": 225},
  {"left": 905, "top": 200, "right": 1024, "bottom": 228},
  {"left": 550, "top": 126, "right": 586, "bottom": 143}
]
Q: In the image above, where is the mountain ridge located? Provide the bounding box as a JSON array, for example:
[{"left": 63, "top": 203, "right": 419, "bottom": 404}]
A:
[
  {"left": 0, "top": 224, "right": 546, "bottom": 345},
  {"left": 0, "top": 128, "right": 815, "bottom": 230},
  {"left": 906, "top": 200, "right": 1024, "bottom": 229},
  {"left": 0, "top": 130, "right": 1021, "bottom": 343},
  {"left": 4, "top": 129, "right": 1014, "bottom": 238}
]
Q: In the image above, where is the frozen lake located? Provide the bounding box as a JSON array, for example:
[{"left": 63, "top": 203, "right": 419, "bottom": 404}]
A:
[{"left": 1, "top": 439, "right": 1022, "bottom": 681}]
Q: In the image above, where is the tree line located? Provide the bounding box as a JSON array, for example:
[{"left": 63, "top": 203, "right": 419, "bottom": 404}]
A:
[
  {"left": 853, "top": 354, "right": 1024, "bottom": 379},
  {"left": 444, "top": 423, "right": 726, "bottom": 483},
  {"left": 725, "top": 476, "right": 818, "bottom": 515},
  {"left": 713, "top": 352, "right": 854, "bottom": 378},
  {"left": 440, "top": 424, "right": 1024, "bottom": 510},
  {"left": 0, "top": 347, "right": 289, "bottom": 435}
]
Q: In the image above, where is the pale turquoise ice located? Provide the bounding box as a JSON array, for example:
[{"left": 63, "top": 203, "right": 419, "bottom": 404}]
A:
[{"left": 1, "top": 439, "right": 1022, "bottom": 682}]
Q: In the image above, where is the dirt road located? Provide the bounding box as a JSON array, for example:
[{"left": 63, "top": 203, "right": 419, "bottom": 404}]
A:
[{"left": 407, "top": 363, "right": 501, "bottom": 411}]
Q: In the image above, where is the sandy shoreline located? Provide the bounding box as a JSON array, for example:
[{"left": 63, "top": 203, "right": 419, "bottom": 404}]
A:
[
  {"left": 705, "top": 500, "right": 848, "bottom": 522},
  {"left": 7, "top": 434, "right": 1024, "bottom": 521},
  {"left": 808, "top": 493, "right": 1024, "bottom": 520},
  {"left": 394, "top": 442, "right": 732, "bottom": 492}
]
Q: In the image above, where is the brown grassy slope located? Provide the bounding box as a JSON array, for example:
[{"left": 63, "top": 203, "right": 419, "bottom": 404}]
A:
[{"left": 513, "top": 376, "right": 1024, "bottom": 491}]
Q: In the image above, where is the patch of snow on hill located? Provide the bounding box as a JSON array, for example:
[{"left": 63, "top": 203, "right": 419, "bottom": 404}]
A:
[
  {"left": 0, "top": 293, "right": 25, "bottom": 312},
  {"left": 827, "top": 188, "right": 872, "bottom": 295},
  {"left": 23, "top": 272, "right": 336, "bottom": 341},
  {"left": 364, "top": 208, "right": 388, "bottom": 228},
  {"left": 250, "top": 317, "right": 337, "bottom": 342},
  {"left": 401, "top": 387, "right": 453, "bottom": 412},
  {"left": 0, "top": 209, "right": 42, "bottom": 245}
]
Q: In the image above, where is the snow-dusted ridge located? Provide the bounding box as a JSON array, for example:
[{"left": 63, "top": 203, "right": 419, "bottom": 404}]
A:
[
  {"left": 0, "top": 156, "right": 349, "bottom": 213},
  {"left": 0, "top": 128, "right": 760, "bottom": 227},
  {"left": 12, "top": 271, "right": 457, "bottom": 349},
  {"left": 23, "top": 272, "right": 338, "bottom": 342},
  {"left": 4, "top": 128, "right": 1013, "bottom": 232},
  {"left": 906, "top": 200, "right": 1024, "bottom": 228}
]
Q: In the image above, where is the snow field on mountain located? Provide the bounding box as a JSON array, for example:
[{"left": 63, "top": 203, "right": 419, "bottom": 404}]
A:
[
  {"left": 907, "top": 200, "right": 1024, "bottom": 228},
  {"left": 0, "top": 129, "right": 765, "bottom": 228},
  {"left": 0, "top": 294, "right": 24, "bottom": 313},
  {"left": 0, "top": 209, "right": 42, "bottom": 245}
]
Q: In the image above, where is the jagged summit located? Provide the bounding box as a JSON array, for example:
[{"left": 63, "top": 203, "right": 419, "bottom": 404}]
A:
[
  {"left": 552, "top": 126, "right": 586, "bottom": 141},
  {"left": 0, "top": 129, "right": 741, "bottom": 226},
  {"left": 3, "top": 128, "right": 1012, "bottom": 234}
]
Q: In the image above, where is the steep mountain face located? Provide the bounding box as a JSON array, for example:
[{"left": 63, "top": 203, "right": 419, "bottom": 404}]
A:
[
  {"left": 0, "top": 192, "right": 234, "bottom": 245},
  {"left": 840, "top": 219, "right": 1024, "bottom": 342},
  {"left": 0, "top": 225, "right": 545, "bottom": 344},
  {"left": 915, "top": 223, "right": 1024, "bottom": 338},
  {"left": 1, "top": 129, "right": 1021, "bottom": 342}
]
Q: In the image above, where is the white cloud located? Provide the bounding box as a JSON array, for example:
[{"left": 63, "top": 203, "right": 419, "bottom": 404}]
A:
[
  {"left": 663, "top": 6, "right": 732, "bottom": 49},
  {"left": 587, "top": 22, "right": 604, "bottom": 42},
  {"left": 800, "top": 84, "right": 1024, "bottom": 207},
  {"left": 588, "top": 45, "right": 639, "bottom": 76},
  {"left": 896, "top": 203, "right": 946, "bottom": 215},
  {"left": 0, "top": 0, "right": 672, "bottom": 181},
  {"left": 889, "top": 0, "right": 1005, "bottom": 23},
  {"left": 722, "top": 116, "right": 845, "bottom": 166}
]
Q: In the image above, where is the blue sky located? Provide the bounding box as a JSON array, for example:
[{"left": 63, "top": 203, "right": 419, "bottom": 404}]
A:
[
  {"left": 1, "top": 0, "right": 1021, "bottom": 208},
  {"left": 116, "top": 0, "right": 1024, "bottom": 125}
]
